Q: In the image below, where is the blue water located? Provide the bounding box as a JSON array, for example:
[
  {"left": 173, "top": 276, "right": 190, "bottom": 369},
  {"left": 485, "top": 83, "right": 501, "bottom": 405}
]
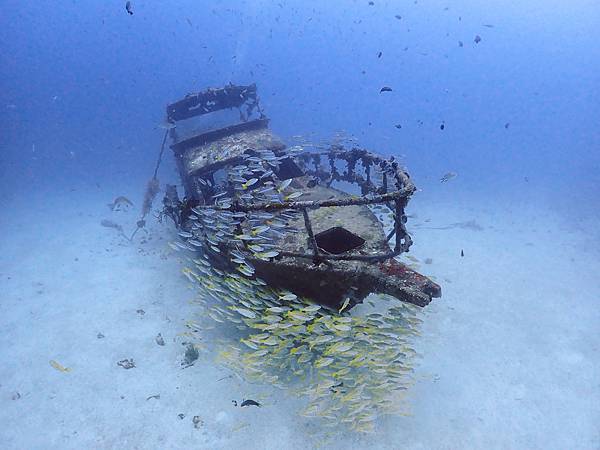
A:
[{"left": 1, "top": 1, "right": 599, "bottom": 448}]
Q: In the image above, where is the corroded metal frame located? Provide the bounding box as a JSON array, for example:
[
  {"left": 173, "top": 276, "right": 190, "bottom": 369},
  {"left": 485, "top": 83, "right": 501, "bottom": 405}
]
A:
[{"left": 192, "top": 147, "right": 416, "bottom": 264}]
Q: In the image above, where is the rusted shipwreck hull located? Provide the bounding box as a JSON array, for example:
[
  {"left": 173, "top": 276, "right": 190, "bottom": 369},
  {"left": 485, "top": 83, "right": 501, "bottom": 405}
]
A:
[{"left": 162, "top": 84, "right": 441, "bottom": 309}]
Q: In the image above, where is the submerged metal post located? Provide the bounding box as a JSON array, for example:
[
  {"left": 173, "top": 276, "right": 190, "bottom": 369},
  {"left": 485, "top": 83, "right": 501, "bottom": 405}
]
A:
[
  {"left": 393, "top": 198, "right": 412, "bottom": 253},
  {"left": 394, "top": 199, "right": 403, "bottom": 252},
  {"left": 301, "top": 207, "right": 321, "bottom": 264}
]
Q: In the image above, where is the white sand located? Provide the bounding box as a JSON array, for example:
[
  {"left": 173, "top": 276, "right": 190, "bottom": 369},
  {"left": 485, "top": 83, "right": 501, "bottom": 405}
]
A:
[{"left": 0, "top": 186, "right": 598, "bottom": 449}]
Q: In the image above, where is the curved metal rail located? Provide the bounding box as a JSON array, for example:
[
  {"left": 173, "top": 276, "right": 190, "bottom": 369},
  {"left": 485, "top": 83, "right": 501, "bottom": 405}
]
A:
[{"left": 192, "top": 146, "right": 416, "bottom": 264}]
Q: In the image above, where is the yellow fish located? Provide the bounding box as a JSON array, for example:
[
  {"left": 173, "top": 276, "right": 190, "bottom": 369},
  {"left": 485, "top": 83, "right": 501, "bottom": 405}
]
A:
[
  {"left": 50, "top": 360, "right": 71, "bottom": 373},
  {"left": 338, "top": 298, "right": 351, "bottom": 313}
]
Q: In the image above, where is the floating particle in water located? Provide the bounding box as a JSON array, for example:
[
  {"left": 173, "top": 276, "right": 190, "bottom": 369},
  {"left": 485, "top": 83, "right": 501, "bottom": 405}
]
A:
[
  {"left": 125, "top": 1, "right": 133, "bottom": 15},
  {"left": 380, "top": 86, "right": 393, "bottom": 93},
  {"left": 107, "top": 196, "right": 133, "bottom": 211},
  {"left": 474, "top": 35, "right": 482, "bottom": 44}
]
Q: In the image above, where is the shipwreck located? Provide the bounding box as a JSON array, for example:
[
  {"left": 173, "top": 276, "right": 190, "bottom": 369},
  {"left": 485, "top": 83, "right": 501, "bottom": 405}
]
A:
[{"left": 159, "top": 84, "right": 441, "bottom": 309}]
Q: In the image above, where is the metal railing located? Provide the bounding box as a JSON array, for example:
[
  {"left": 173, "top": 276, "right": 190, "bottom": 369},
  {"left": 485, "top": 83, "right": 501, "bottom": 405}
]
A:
[{"left": 192, "top": 147, "right": 416, "bottom": 264}]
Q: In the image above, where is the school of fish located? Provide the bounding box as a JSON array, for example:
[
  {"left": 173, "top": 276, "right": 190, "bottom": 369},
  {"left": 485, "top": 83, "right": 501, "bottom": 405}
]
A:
[{"left": 165, "top": 145, "right": 424, "bottom": 434}]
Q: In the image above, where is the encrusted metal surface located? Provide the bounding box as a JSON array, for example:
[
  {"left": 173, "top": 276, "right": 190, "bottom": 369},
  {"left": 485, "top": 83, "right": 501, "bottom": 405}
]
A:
[
  {"left": 166, "top": 83, "right": 258, "bottom": 122},
  {"left": 180, "top": 127, "right": 286, "bottom": 177},
  {"left": 272, "top": 179, "right": 387, "bottom": 257}
]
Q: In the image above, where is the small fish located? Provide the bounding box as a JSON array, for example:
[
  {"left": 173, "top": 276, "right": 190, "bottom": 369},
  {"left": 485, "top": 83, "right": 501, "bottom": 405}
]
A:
[
  {"left": 100, "top": 219, "right": 123, "bottom": 232},
  {"left": 315, "top": 357, "right": 334, "bottom": 368},
  {"left": 251, "top": 225, "right": 270, "bottom": 236},
  {"left": 298, "top": 353, "right": 312, "bottom": 364},
  {"left": 440, "top": 172, "right": 457, "bottom": 183},
  {"left": 333, "top": 323, "right": 352, "bottom": 332},
  {"left": 240, "top": 399, "right": 261, "bottom": 407},
  {"left": 380, "top": 86, "right": 393, "bottom": 93},
  {"left": 310, "top": 335, "right": 335, "bottom": 346},
  {"left": 107, "top": 196, "right": 133, "bottom": 211},
  {"left": 242, "top": 178, "right": 258, "bottom": 189},
  {"left": 284, "top": 191, "right": 303, "bottom": 201},
  {"left": 278, "top": 178, "right": 293, "bottom": 192},
  {"left": 125, "top": 1, "right": 133, "bottom": 15},
  {"left": 241, "top": 338, "right": 259, "bottom": 349},
  {"left": 303, "top": 304, "right": 321, "bottom": 313},
  {"left": 262, "top": 336, "right": 280, "bottom": 346},
  {"left": 288, "top": 311, "right": 311, "bottom": 322},
  {"left": 440, "top": 122, "right": 445, "bottom": 130},
  {"left": 461, "top": 249, "right": 464, "bottom": 257},
  {"left": 237, "top": 265, "right": 254, "bottom": 277},
  {"left": 50, "top": 360, "right": 71, "bottom": 373},
  {"left": 482, "top": 24, "right": 494, "bottom": 28},
  {"left": 377, "top": 51, "right": 382, "bottom": 58},
  {"left": 267, "top": 306, "right": 289, "bottom": 314},
  {"left": 338, "top": 298, "right": 351, "bottom": 313},
  {"left": 233, "top": 307, "right": 256, "bottom": 319},
  {"left": 258, "top": 251, "right": 280, "bottom": 259}
]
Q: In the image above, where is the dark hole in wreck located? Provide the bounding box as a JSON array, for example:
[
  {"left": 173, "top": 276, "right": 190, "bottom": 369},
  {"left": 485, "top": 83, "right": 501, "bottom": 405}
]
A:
[
  {"left": 314, "top": 227, "right": 366, "bottom": 255},
  {"left": 273, "top": 157, "right": 304, "bottom": 180}
]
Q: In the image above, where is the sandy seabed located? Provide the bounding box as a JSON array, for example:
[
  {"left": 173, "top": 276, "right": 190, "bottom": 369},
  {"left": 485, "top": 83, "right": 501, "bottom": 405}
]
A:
[{"left": 0, "top": 186, "right": 598, "bottom": 450}]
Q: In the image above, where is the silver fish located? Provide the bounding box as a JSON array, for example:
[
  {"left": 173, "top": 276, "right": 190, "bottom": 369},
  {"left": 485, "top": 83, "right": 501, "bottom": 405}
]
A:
[{"left": 440, "top": 172, "right": 457, "bottom": 183}]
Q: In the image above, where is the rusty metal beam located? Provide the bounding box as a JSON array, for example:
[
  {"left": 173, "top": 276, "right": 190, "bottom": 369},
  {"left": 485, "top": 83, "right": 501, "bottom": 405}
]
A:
[{"left": 166, "top": 84, "right": 257, "bottom": 122}]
